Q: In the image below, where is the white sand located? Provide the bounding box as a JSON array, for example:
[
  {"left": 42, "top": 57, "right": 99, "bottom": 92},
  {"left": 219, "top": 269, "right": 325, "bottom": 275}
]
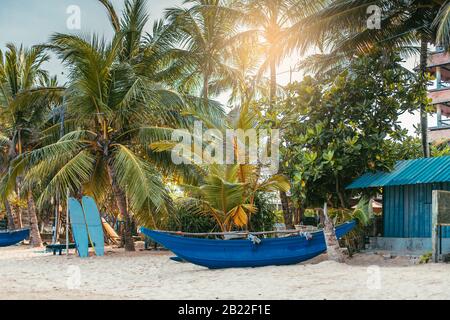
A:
[{"left": 1, "top": 244, "right": 449, "bottom": 300}]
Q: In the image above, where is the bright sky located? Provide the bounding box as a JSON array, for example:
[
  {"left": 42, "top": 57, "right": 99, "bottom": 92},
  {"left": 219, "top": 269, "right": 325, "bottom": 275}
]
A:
[{"left": 0, "top": 0, "right": 426, "bottom": 135}]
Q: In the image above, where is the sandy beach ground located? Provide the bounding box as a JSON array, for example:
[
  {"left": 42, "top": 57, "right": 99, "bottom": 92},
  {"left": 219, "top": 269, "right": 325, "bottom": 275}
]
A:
[{"left": 1, "top": 244, "right": 449, "bottom": 300}]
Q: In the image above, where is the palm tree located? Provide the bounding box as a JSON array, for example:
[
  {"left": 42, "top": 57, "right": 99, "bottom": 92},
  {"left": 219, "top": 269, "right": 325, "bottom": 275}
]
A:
[
  {"left": 164, "top": 0, "right": 242, "bottom": 104},
  {"left": 0, "top": 135, "right": 15, "bottom": 230},
  {"left": 99, "top": 0, "right": 155, "bottom": 63},
  {"left": 238, "top": 0, "right": 326, "bottom": 110},
  {"left": 288, "top": 0, "right": 450, "bottom": 158},
  {"left": 0, "top": 44, "right": 63, "bottom": 246},
  {"left": 152, "top": 100, "right": 290, "bottom": 232},
  {"left": 179, "top": 171, "right": 257, "bottom": 232},
  {"left": 20, "top": 32, "right": 180, "bottom": 251},
  {"left": 9, "top": 23, "right": 226, "bottom": 251},
  {"left": 208, "top": 36, "right": 280, "bottom": 108},
  {"left": 98, "top": 0, "right": 215, "bottom": 103},
  {"left": 235, "top": 0, "right": 326, "bottom": 228},
  {"left": 22, "top": 0, "right": 223, "bottom": 250}
]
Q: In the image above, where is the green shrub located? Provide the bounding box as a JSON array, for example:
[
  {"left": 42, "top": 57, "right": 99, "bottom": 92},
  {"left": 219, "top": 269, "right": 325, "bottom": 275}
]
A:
[
  {"left": 249, "top": 193, "right": 278, "bottom": 232},
  {"left": 328, "top": 198, "right": 372, "bottom": 255},
  {"left": 166, "top": 205, "right": 219, "bottom": 233},
  {"left": 419, "top": 252, "right": 432, "bottom": 264},
  {"left": 166, "top": 193, "right": 278, "bottom": 233}
]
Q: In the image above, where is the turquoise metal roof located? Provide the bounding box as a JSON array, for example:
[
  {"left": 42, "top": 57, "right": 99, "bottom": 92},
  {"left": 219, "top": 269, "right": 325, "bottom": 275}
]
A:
[{"left": 347, "top": 156, "right": 450, "bottom": 189}]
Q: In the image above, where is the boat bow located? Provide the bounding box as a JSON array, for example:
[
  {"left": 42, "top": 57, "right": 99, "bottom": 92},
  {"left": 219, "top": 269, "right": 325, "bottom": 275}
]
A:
[{"left": 0, "top": 228, "right": 30, "bottom": 247}]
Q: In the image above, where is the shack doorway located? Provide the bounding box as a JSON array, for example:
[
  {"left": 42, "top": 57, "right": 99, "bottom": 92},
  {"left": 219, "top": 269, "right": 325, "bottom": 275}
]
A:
[{"left": 432, "top": 190, "right": 450, "bottom": 262}]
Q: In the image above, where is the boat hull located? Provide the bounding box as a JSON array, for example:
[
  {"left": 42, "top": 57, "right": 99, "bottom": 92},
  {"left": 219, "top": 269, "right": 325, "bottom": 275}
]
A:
[
  {"left": 0, "top": 228, "right": 30, "bottom": 247},
  {"left": 141, "top": 221, "right": 356, "bottom": 269}
]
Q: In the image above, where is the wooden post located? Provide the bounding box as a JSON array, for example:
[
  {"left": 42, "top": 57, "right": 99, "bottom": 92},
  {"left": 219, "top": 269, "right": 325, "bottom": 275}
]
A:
[
  {"left": 432, "top": 190, "right": 439, "bottom": 263},
  {"left": 436, "top": 67, "right": 443, "bottom": 128},
  {"left": 66, "top": 189, "right": 70, "bottom": 257},
  {"left": 436, "top": 66, "right": 442, "bottom": 89},
  {"left": 437, "top": 105, "right": 442, "bottom": 128},
  {"left": 52, "top": 195, "right": 58, "bottom": 244}
]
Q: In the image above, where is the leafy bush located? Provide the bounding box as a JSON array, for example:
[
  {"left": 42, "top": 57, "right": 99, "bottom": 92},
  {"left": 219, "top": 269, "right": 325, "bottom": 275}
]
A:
[
  {"left": 328, "top": 198, "right": 372, "bottom": 255},
  {"left": 166, "top": 205, "right": 219, "bottom": 233},
  {"left": 249, "top": 193, "right": 278, "bottom": 232}
]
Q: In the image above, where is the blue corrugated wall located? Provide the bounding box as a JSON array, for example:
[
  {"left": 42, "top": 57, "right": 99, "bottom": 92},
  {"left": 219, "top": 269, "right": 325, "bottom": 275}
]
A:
[{"left": 383, "top": 183, "right": 450, "bottom": 237}]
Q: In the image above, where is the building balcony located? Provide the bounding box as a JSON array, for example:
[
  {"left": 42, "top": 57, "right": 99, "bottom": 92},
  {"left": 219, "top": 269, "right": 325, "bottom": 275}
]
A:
[
  {"left": 427, "top": 51, "right": 450, "bottom": 82},
  {"left": 428, "top": 87, "right": 450, "bottom": 110},
  {"left": 424, "top": 50, "right": 450, "bottom": 144},
  {"left": 428, "top": 51, "right": 450, "bottom": 68},
  {"left": 429, "top": 125, "right": 450, "bottom": 144}
]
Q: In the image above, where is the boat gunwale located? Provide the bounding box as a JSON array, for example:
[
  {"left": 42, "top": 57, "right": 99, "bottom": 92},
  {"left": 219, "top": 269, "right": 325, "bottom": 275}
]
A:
[
  {"left": 150, "top": 229, "right": 318, "bottom": 237},
  {"left": 0, "top": 228, "right": 31, "bottom": 235},
  {"left": 141, "top": 221, "right": 355, "bottom": 245},
  {"left": 145, "top": 223, "right": 353, "bottom": 237},
  {"left": 147, "top": 232, "right": 319, "bottom": 246}
]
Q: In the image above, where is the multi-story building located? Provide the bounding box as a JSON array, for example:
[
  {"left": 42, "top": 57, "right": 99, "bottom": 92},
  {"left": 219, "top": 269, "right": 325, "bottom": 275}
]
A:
[{"left": 426, "top": 49, "right": 450, "bottom": 144}]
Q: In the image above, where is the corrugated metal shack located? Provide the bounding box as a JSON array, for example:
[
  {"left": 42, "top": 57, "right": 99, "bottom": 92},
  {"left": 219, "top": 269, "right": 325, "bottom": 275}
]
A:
[{"left": 347, "top": 156, "right": 450, "bottom": 252}]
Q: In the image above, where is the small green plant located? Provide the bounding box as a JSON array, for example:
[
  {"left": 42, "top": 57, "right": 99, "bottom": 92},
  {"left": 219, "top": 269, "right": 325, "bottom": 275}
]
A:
[
  {"left": 327, "top": 198, "right": 372, "bottom": 254},
  {"left": 419, "top": 252, "right": 432, "bottom": 264}
]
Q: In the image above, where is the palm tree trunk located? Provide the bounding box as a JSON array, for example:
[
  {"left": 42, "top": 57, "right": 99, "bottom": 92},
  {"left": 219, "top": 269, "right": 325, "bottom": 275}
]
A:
[
  {"left": 4, "top": 200, "right": 15, "bottom": 230},
  {"left": 298, "top": 206, "right": 304, "bottom": 225},
  {"left": 419, "top": 33, "right": 430, "bottom": 158},
  {"left": 27, "top": 191, "right": 43, "bottom": 247},
  {"left": 280, "top": 191, "right": 293, "bottom": 229},
  {"left": 293, "top": 207, "right": 300, "bottom": 225},
  {"left": 322, "top": 202, "right": 345, "bottom": 262},
  {"left": 5, "top": 149, "right": 18, "bottom": 230},
  {"left": 203, "top": 71, "right": 210, "bottom": 108},
  {"left": 335, "top": 176, "right": 347, "bottom": 208},
  {"left": 269, "top": 58, "right": 277, "bottom": 110},
  {"left": 107, "top": 163, "right": 135, "bottom": 252},
  {"left": 15, "top": 177, "right": 24, "bottom": 228},
  {"left": 17, "top": 207, "right": 23, "bottom": 228},
  {"left": 10, "top": 202, "right": 23, "bottom": 229},
  {"left": 271, "top": 58, "right": 292, "bottom": 228}
]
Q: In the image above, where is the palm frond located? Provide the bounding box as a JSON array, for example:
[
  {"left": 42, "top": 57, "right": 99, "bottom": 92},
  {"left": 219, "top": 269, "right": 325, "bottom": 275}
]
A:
[
  {"left": 111, "top": 144, "right": 171, "bottom": 215},
  {"left": 0, "top": 134, "right": 11, "bottom": 150},
  {"left": 434, "top": 2, "right": 450, "bottom": 48},
  {"left": 120, "top": 0, "right": 150, "bottom": 60},
  {"left": 98, "top": 0, "right": 121, "bottom": 32},
  {"left": 35, "top": 150, "right": 96, "bottom": 207},
  {"left": 257, "top": 174, "right": 291, "bottom": 193},
  {"left": 27, "top": 138, "right": 88, "bottom": 165}
]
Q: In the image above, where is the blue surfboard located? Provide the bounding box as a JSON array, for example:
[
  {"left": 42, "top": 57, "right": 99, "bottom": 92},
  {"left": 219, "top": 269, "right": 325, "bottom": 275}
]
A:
[
  {"left": 82, "top": 196, "right": 105, "bottom": 256},
  {"left": 68, "top": 198, "right": 89, "bottom": 258}
]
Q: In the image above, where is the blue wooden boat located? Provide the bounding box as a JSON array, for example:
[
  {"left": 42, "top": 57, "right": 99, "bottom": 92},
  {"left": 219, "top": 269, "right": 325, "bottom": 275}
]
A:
[
  {"left": 0, "top": 228, "right": 30, "bottom": 247},
  {"left": 140, "top": 221, "right": 356, "bottom": 269}
]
